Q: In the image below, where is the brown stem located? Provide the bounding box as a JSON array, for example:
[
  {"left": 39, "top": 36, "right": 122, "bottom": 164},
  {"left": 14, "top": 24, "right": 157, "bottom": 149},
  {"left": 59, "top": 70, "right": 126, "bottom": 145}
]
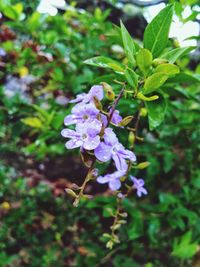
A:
[
  {"left": 111, "top": 198, "right": 121, "bottom": 230},
  {"left": 73, "top": 160, "right": 95, "bottom": 207},
  {"left": 107, "top": 87, "right": 125, "bottom": 126}
]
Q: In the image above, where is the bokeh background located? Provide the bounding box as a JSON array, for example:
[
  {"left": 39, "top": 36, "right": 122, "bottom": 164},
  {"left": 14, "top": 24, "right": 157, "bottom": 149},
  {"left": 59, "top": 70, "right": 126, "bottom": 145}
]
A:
[{"left": 0, "top": 0, "right": 200, "bottom": 266}]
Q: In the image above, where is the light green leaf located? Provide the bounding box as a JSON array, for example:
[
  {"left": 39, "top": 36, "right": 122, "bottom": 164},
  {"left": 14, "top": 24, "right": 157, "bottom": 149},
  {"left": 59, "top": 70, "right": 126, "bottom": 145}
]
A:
[
  {"left": 136, "top": 48, "right": 153, "bottom": 76},
  {"left": 144, "top": 4, "right": 174, "bottom": 57},
  {"left": 1, "top": 3, "right": 23, "bottom": 20},
  {"left": 160, "top": 46, "right": 196, "bottom": 63},
  {"left": 146, "top": 96, "right": 167, "bottom": 130},
  {"left": 21, "top": 117, "right": 42, "bottom": 128},
  {"left": 143, "top": 73, "right": 168, "bottom": 94},
  {"left": 124, "top": 68, "right": 138, "bottom": 89},
  {"left": 84, "top": 56, "right": 125, "bottom": 73},
  {"left": 120, "top": 20, "right": 135, "bottom": 66},
  {"left": 172, "top": 232, "right": 198, "bottom": 259},
  {"left": 155, "top": 63, "right": 179, "bottom": 76}
]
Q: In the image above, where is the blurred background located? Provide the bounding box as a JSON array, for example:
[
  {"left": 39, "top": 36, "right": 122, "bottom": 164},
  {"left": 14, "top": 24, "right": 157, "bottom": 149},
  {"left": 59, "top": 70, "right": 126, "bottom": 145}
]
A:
[{"left": 0, "top": 0, "right": 200, "bottom": 266}]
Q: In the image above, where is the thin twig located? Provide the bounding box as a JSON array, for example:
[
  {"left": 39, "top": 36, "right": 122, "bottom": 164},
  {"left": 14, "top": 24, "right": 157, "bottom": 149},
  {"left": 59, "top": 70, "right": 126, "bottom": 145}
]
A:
[{"left": 107, "top": 87, "right": 125, "bottom": 126}]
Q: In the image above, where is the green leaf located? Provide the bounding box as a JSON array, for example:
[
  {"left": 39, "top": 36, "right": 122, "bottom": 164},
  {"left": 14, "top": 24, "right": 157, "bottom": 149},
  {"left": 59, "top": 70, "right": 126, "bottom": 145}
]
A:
[
  {"left": 27, "top": 12, "right": 41, "bottom": 32},
  {"left": 172, "top": 232, "right": 198, "bottom": 259},
  {"left": 120, "top": 21, "right": 135, "bottom": 66},
  {"left": 144, "top": 4, "right": 174, "bottom": 57},
  {"left": 136, "top": 48, "right": 153, "bottom": 76},
  {"left": 21, "top": 117, "right": 42, "bottom": 128},
  {"left": 143, "top": 73, "right": 168, "bottom": 95},
  {"left": 167, "top": 73, "right": 200, "bottom": 84},
  {"left": 124, "top": 68, "right": 138, "bottom": 89},
  {"left": 155, "top": 63, "right": 179, "bottom": 76},
  {"left": 2, "top": 3, "right": 23, "bottom": 20},
  {"left": 84, "top": 56, "right": 125, "bottom": 73},
  {"left": 160, "top": 46, "right": 196, "bottom": 63},
  {"left": 146, "top": 96, "right": 167, "bottom": 130}
]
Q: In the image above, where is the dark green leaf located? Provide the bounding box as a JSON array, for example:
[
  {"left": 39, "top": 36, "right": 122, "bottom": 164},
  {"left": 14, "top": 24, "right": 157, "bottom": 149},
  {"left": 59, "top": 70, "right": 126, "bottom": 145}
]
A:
[
  {"left": 124, "top": 68, "right": 138, "bottom": 89},
  {"left": 146, "top": 96, "right": 167, "bottom": 130},
  {"left": 120, "top": 20, "right": 135, "bottom": 66},
  {"left": 161, "top": 47, "right": 195, "bottom": 63},
  {"left": 144, "top": 4, "right": 174, "bottom": 57}
]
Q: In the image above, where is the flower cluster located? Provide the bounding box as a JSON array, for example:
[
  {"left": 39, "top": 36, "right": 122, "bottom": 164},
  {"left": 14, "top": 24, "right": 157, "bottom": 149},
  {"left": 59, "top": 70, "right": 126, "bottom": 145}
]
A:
[{"left": 61, "top": 85, "right": 147, "bottom": 197}]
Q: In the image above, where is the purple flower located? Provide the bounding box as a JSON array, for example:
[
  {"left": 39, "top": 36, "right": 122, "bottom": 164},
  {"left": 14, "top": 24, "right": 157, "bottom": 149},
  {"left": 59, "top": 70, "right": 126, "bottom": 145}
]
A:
[
  {"left": 64, "top": 103, "right": 99, "bottom": 126},
  {"left": 70, "top": 85, "right": 103, "bottom": 104},
  {"left": 97, "top": 170, "right": 126, "bottom": 191},
  {"left": 110, "top": 110, "right": 122, "bottom": 125},
  {"left": 70, "top": 93, "right": 87, "bottom": 104},
  {"left": 61, "top": 119, "right": 102, "bottom": 150},
  {"left": 94, "top": 128, "right": 136, "bottom": 171},
  {"left": 130, "top": 176, "right": 148, "bottom": 197}
]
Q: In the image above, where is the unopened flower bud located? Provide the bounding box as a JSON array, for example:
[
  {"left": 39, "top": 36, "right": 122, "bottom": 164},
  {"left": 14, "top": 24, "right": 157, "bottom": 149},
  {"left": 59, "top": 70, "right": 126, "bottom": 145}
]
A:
[
  {"left": 140, "top": 107, "right": 147, "bottom": 117},
  {"left": 65, "top": 188, "right": 77, "bottom": 198},
  {"left": 101, "top": 82, "right": 115, "bottom": 101},
  {"left": 128, "top": 131, "right": 135, "bottom": 146}
]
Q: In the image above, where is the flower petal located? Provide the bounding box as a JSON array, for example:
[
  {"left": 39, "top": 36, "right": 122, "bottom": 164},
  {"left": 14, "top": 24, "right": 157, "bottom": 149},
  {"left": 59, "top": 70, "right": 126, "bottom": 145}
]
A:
[
  {"left": 64, "top": 114, "right": 80, "bottom": 125},
  {"left": 110, "top": 110, "right": 122, "bottom": 124},
  {"left": 94, "top": 142, "right": 112, "bottom": 162},
  {"left": 104, "top": 128, "right": 118, "bottom": 146},
  {"left": 70, "top": 93, "right": 86, "bottom": 103},
  {"left": 97, "top": 175, "right": 111, "bottom": 184},
  {"left": 65, "top": 139, "right": 82, "bottom": 149},
  {"left": 83, "top": 135, "right": 100, "bottom": 150},
  {"left": 86, "top": 119, "right": 102, "bottom": 137},
  {"left": 89, "top": 85, "right": 104, "bottom": 101},
  {"left": 109, "top": 179, "right": 121, "bottom": 191},
  {"left": 112, "top": 153, "right": 128, "bottom": 171},
  {"left": 61, "top": 129, "right": 80, "bottom": 138}
]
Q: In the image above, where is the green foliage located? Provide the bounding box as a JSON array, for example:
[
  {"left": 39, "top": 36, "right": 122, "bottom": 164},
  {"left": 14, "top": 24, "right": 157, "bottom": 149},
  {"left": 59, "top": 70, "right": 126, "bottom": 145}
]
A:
[
  {"left": 0, "top": 1, "right": 200, "bottom": 267},
  {"left": 144, "top": 4, "right": 174, "bottom": 57}
]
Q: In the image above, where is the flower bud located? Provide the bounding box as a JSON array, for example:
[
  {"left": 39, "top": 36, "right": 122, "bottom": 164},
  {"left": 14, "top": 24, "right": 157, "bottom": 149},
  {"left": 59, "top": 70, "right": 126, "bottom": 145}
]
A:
[
  {"left": 137, "top": 92, "right": 159, "bottom": 101},
  {"left": 128, "top": 131, "right": 135, "bottom": 146},
  {"left": 135, "top": 161, "right": 150, "bottom": 169},
  {"left": 140, "top": 107, "right": 147, "bottom": 117},
  {"left": 65, "top": 188, "right": 77, "bottom": 198},
  {"left": 118, "top": 116, "right": 133, "bottom": 126},
  {"left": 101, "top": 82, "right": 115, "bottom": 101}
]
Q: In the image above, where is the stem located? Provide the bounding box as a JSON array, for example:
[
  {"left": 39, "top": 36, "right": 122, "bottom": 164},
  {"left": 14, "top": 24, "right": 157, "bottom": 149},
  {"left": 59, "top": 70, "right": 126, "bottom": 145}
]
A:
[
  {"left": 107, "top": 87, "right": 125, "bottom": 126},
  {"left": 111, "top": 198, "right": 121, "bottom": 234},
  {"left": 73, "top": 160, "right": 95, "bottom": 207}
]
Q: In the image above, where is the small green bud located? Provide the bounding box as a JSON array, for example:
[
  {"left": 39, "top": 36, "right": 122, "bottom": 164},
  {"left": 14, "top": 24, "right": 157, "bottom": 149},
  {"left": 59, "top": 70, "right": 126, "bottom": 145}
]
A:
[
  {"left": 140, "top": 107, "right": 147, "bottom": 117},
  {"left": 119, "top": 212, "right": 128, "bottom": 218},
  {"left": 128, "top": 132, "right": 135, "bottom": 146},
  {"left": 118, "top": 116, "right": 134, "bottom": 126},
  {"left": 101, "top": 82, "right": 115, "bottom": 101},
  {"left": 135, "top": 161, "right": 150, "bottom": 169},
  {"left": 118, "top": 220, "right": 127, "bottom": 224},
  {"left": 106, "top": 240, "right": 114, "bottom": 249},
  {"left": 65, "top": 188, "right": 77, "bottom": 198}
]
